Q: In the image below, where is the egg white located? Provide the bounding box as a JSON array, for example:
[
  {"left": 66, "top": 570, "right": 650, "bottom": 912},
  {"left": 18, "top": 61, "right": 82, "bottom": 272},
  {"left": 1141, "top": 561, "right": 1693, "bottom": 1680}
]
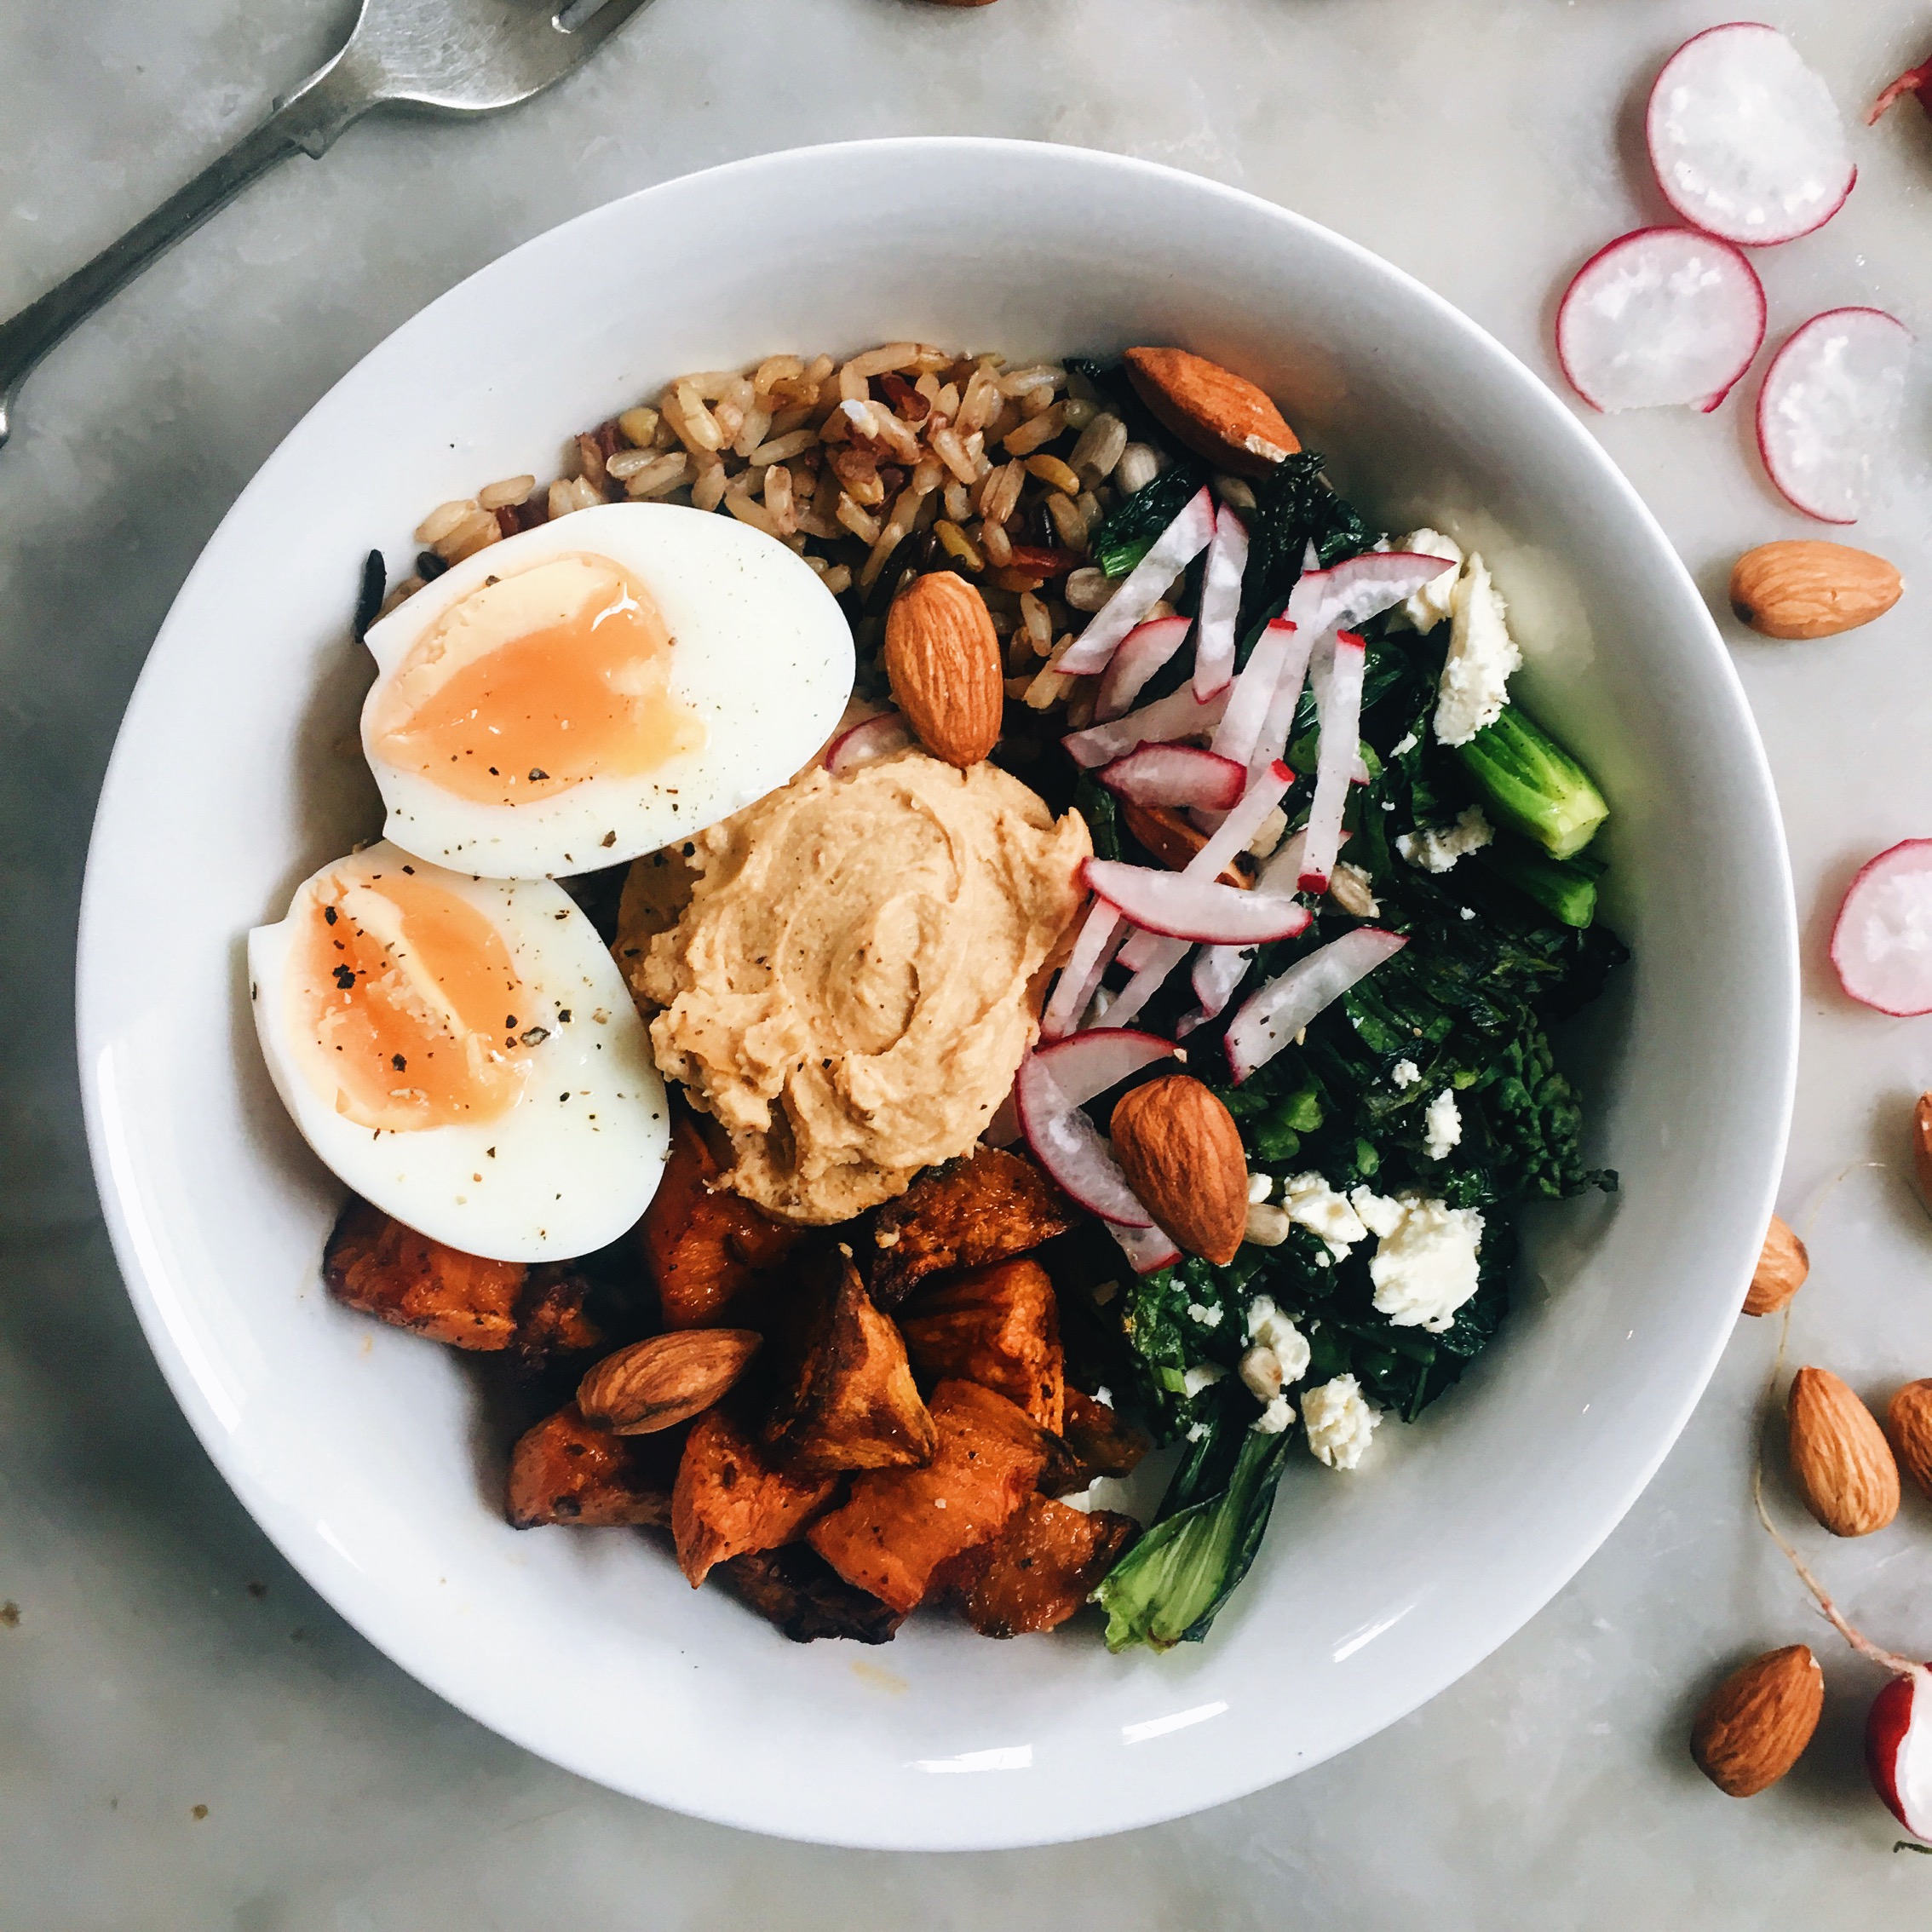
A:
[
  {"left": 248, "top": 842, "right": 669, "bottom": 1262},
  {"left": 361, "top": 503, "right": 854, "bottom": 878}
]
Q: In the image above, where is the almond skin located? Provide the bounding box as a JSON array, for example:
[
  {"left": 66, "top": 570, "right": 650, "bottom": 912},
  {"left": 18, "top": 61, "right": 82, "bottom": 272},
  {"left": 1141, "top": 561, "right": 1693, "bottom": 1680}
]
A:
[
  {"left": 883, "top": 571, "right": 1003, "bottom": 768},
  {"left": 576, "top": 1328, "right": 762, "bottom": 1435},
  {"left": 1912, "top": 1095, "right": 1932, "bottom": 1216},
  {"left": 1123, "top": 348, "right": 1301, "bottom": 478},
  {"left": 1109, "top": 1074, "right": 1249, "bottom": 1265},
  {"left": 1729, "top": 540, "right": 1902, "bottom": 641},
  {"left": 1690, "top": 1645, "right": 1824, "bottom": 1797},
  {"left": 1743, "top": 1214, "right": 1808, "bottom": 1316},
  {"left": 1787, "top": 1366, "right": 1900, "bottom": 1537},
  {"left": 1889, "top": 1380, "right": 1932, "bottom": 1501}
]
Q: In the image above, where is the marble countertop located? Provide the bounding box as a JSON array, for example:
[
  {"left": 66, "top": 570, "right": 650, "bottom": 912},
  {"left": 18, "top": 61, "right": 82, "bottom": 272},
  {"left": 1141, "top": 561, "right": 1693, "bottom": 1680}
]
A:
[{"left": 9, "top": 0, "right": 1932, "bottom": 1923}]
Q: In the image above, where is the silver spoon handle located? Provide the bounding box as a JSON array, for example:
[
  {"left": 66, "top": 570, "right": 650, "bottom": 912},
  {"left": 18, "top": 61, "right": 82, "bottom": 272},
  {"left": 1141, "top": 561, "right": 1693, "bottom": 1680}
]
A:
[{"left": 0, "top": 55, "right": 375, "bottom": 451}]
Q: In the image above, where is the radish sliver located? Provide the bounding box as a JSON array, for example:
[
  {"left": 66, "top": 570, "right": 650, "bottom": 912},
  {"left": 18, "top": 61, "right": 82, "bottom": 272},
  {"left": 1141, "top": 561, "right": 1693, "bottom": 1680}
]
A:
[
  {"left": 1015, "top": 1054, "right": 1151, "bottom": 1225},
  {"left": 1298, "top": 631, "right": 1366, "bottom": 893},
  {"left": 825, "top": 710, "right": 912, "bottom": 772},
  {"left": 1097, "top": 744, "right": 1247, "bottom": 813},
  {"left": 1647, "top": 24, "right": 1854, "bottom": 247},
  {"left": 1056, "top": 486, "right": 1216, "bottom": 675},
  {"left": 1193, "top": 507, "right": 1248, "bottom": 699},
  {"left": 1757, "top": 308, "right": 1913, "bottom": 525},
  {"left": 1095, "top": 617, "right": 1191, "bottom": 723},
  {"left": 1830, "top": 839, "right": 1932, "bottom": 1015},
  {"left": 1555, "top": 227, "right": 1766, "bottom": 413},
  {"left": 1870, "top": 1666, "right": 1932, "bottom": 1842},
  {"left": 1226, "top": 928, "right": 1406, "bottom": 1084}
]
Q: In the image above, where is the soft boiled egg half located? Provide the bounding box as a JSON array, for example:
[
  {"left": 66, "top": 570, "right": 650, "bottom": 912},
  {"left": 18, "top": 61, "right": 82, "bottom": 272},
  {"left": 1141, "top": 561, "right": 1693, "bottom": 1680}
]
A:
[
  {"left": 249, "top": 841, "right": 668, "bottom": 1261},
  {"left": 359, "top": 502, "right": 854, "bottom": 877}
]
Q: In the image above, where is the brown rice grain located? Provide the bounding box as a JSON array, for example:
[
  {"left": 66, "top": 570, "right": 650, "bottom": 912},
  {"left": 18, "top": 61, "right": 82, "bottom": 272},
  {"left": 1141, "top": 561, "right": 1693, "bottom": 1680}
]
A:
[
  {"left": 1061, "top": 396, "right": 1099, "bottom": 432},
  {"left": 1212, "top": 473, "right": 1258, "bottom": 513},
  {"left": 1019, "top": 590, "right": 1052, "bottom": 652},
  {"left": 733, "top": 405, "right": 773, "bottom": 459},
  {"left": 844, "top": 342, "right": 922, "bottom": 381},
  {"left": 605, "top": 447, "right": 659, "bottom": 481},
  {"left": 1002, "top": 405, "right": 1066, "bottom": 457},
  {"left": 943, "top": 480, "right": 972, "bottom": 523},
  {"left": 934, "top": 381, "right": 961, "bottom": 420},
  {"left": 934, "top": 520, "right": 985, "bottom": 571},
  {"left": 998, "top": 365, "right": 1065, "bottom": 399},
  {"left": 912, "top": 453, "right": 946, "bottom": 499},
  {"left": 673, "top": 383, "right": 724, "bottom": 451},
  {"left": 836, "top": 494, "right": 883, "bottom": 545},
  {"left": 440, "top": 509, "right": 503, "bottom": 562},
  {"left": 1064, "top": 567, "right": 1114, "bottom": 612},
  {"left": 981, "top": 520, "right": 1014, "bottom": 567},
  {"left": 750, "top": 428, "right": 818, "bottom": 466},
  {"left": 1069, "top": 412, "right": 1128, "bottom": 480},
  {"left": 930, "top": 426, "right": 978, "bottom": 487},
  {"left": 1064, "top": 682, "right": 1097, "bottom": 730},
  {"left": 415, "top": 498, "right": 478, "bottom": 546},
  {"left": 1027, "top": 453, "right": 1082, "bottom": 497},
  {"left": 1115, "top": 443, "right": 1162, "bottom": 494},
  {"left": 477, "top": 474, "right": 536, "bottom": 510},
  {"left": 1004, "top": 674, "right": 1035, "bottom": 699},
  {"left": 753, "top": 355, "right": 806, "bottom": 394},
  {"left": 624, "top": 452, "right": 691, "bottom": 499},
  {"left": 763, "top": 464, "right": 796, "bottom": 535},
  {"left": 722, "top": 486, "right": 779, "bottom": 538},
  {"left": 692, "top": 459, "right": 727, "bottom": 514},
  {"left": 618, "top": 407, "right": 659, "bottom": 449},
  {"left": 819, "top": 564, "right": 853, "bottom": 595},
  {"left": 1044, "top": 491, "right": 1089, "bottom": 552}
]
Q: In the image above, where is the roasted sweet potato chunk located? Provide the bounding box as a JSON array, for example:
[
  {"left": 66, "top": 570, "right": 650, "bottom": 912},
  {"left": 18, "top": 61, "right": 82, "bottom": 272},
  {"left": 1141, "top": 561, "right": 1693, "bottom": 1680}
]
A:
[
  {"left": 1044, "top": 1388, "right": 1154, "bottom": 1497},
  {"left": 763, "top": 1256, "right": 936, "bottom": 1473},
  {"left": 808, "top": 1380, "right": 1050, "bottom": 1613},
  {"left": 716, "top": 1544, "right": 906, "bottom": 1645},
  {"left": 672, "top": 1407, "right": 840, "bottom": 1587},
  {"left": 325, "top": 1197, "right": 525, "bottom": 1349},
  {"left": 640, "top": 1112, "right": 802, "bottom": 1328},
  {"left": 899, "top": 1257, "right": 1065, "bottom": 1430},
  {"left": 954, "top": 1494, "right": 1139, "bottom": 1637},
  {"left": 507, "top": 1404, "right": 677, "bottom": 1529},
  {"left": 865, "top": 1147, "right": 1077, "bottom": 1306},
  {"left": 508, "top": 1263, "right": 608, "bottom": 1381}
]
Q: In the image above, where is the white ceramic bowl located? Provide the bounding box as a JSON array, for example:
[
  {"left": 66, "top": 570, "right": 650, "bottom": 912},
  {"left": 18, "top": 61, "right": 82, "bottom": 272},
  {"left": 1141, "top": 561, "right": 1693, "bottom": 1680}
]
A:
[{"left": 77, "top": 139, "right": 1796, "bottom": 1850}]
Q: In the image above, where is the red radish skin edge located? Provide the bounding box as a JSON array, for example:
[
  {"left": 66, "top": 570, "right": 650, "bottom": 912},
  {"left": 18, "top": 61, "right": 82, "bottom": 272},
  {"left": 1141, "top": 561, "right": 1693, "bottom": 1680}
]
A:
[
  {"left": 1869, "top": 1667, "right": 1932, "bottom": 1840},
  {"left": 1097, "top": 744, "right": 1247, "bottom": 813},
  {"left": 1828, "top": 838, "right": 1932, "bottom": 1016},
  {"left": 1555, "top": 228, "right": 1767, "bottom": 415},
  {"left": 1646, "top": 23, "right": 1855, "bottom": 248},
  {"left": 824, "top": 710, "right": 912, "bottom": 772},
  {"left": 1083, "top": 859, "right": 1314, "bottom": 946},
  {"left": 1014, "top": 1054, "right": 1153, "bottom": 1227},
  {"left": 1027, "top": 1027, "right": 1178, "bottom": 1107},
  {"left": 1095, "top": 616, "right": 1192, "bottom": 723},
  {"left": 1872, "top": 59, "right": 1932, "bottom": 124}
]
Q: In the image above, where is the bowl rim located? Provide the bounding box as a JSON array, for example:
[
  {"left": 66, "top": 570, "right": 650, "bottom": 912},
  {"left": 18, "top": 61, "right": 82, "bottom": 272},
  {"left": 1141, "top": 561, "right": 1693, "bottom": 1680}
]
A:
[{"left": 75, "top": 135, "right": 1798, "bottom": 1848}]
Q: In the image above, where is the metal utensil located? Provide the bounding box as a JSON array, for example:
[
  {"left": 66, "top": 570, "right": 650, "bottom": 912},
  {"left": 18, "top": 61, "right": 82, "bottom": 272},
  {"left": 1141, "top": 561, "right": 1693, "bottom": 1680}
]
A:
[{"left": 0, "top": 0, "right": 653, "bottom": 451}]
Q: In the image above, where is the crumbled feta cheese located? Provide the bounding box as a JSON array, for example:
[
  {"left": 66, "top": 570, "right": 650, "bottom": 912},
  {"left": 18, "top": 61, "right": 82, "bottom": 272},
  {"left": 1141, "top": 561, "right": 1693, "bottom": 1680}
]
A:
[
  {"left": 1182, "top": 1362, "right": 1227, "bottom": 1398},
  {"left": 1434, "top": 552, "right": 1521, "bottom": 746},
  {"left": 1302, "top": 1375, "right": 1381, "bottom": 1469},
  {"left": 1247, "top": 1171, "right": 1274, "bottom": 1205},
  {"left": 1391, "top": 1058, "right": 1422, "bottom": 1090},
  {"left": 1187, "top": 1301, "right": 1223, "bottom": 1328},
  {"left": 1280, "top": 1172, "right": 1367, "bottom": 1256},
  {"left": 1423, "top": 1089, "right": 1463, "bottom": 1162},
  {"left": 1252, "top": 1394, "right": 1295, "bottom": 1435},
  {"left": 1244, "top": 1203, "right": 1291, "bottom": 1247},
  {"left": 1093, "top": 1385, "right": 1113, "bottom": 1408},
  {"left": 1327, "top": 861, "right": 1380, "bottom": 918},
  {"left": 1244, "top": 1297, "right": 1311, "bottom": 1382},
  {"left": 1397, "top": 804, "right": 1493, "bottom": 874},
  {"left": 1185, "top": 1419, "right": 1212, "bottom": 1444},
  {"left": 1389, "top": 729, "right": 1420, "bottom": 758},
  {"left": 1245, "top": 805, "right": 1288, "bottom": 858},
  {"left": 1350, "top": 1189, "right": 1484, "bottom": 1332},
  {"left": 1399, "top": 529, "right": 1463, "bottom": 632},
  {"left": 1458, "top": 905, "right": 1475, "bottom": 921}
]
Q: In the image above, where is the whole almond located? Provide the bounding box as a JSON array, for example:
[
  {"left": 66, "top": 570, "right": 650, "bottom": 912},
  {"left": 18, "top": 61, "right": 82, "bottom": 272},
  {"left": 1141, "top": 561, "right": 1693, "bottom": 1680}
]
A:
[
  {"left": 1743, "top": 1213, "right": 1808, "bottom": 1316},
  {"left": 883, "top": 572, "right": 1003, "bottom": 768},
  {"left": 1729, "top": 540, "right": 1902, "bottom": 641},
  {"left": 1690, "top": 1645, "right": 1824, "bottom": 1797},
  {"left": 1889, "top": 1380, "right": 1932, "bottom": 1500},
  {"left": 1787, "top": 1366, "right": 1900, "bottom": 1537},
  {"left": 1912, "top": 1095, "right": 1932, "bottom": 1214},
  {"left": 1123, "top": 347, "right": 1301, "bottom": 478},
  {"left": 576, "top": 1328, "right": 761, "bottom": 1435},
  {"left": 1110, "top": 1074, "right": 1249, "bottom": 1265}
]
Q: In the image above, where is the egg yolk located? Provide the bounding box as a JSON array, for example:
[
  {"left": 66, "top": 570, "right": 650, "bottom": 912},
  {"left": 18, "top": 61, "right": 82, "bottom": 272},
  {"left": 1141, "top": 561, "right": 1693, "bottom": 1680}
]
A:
[
  {"left": 367, "top": 553, "right": 704, "bottom": 808},
  {"left": 292, "top": 866, "right": 532, "bottom": 1131}
]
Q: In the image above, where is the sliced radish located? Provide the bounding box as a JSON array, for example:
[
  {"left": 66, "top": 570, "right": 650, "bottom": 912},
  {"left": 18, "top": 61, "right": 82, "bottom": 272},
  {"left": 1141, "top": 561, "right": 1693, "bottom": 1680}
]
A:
[
  {"left": 1871, "top": 57, "right": 1932, "bottom": 125},
  {"left": 1298, "top": 631, "right": 1366, "bottom": 893},
  {"left": 1057, "top": 486, "right": 1216, "bottom": 675},
  {"left": 1097, "top": 936, "right": 1194, "bottom": 1034},
  {"left": 1829, "top": 839, "right": 1932, "bottom": 1015},
  {"left": 1097, "top": 744, "right": 1247, "bottom": 812},
  {"left": 1869, "top": 1665, "right": 1932, "bottom": 1841},
  {"left": 1757, "top": 308, "right": 1914, "bottom": 524},
  {"left": 825, "top": 710, "right": 912, "bottom": 773},
  {"left": 1084, "top": 859, "right": 1313, "bottom": 946},
  {"left": 1095, "top": 616, "right": 1192, "bottom": 723},
  {"left": 1106, "top": 1216, "right": 1182, "bottom": 1275},
  {"left": 1193, "top": 507, "right": 1249, "bottom": 699},
  {"left": 1192, "top": 940, "right": 1257, "bottom": 1023},
  {"left": 1064, "top": 684, "right": 1229, "bottom": 770},
  {"left": 1647, "top": 24, "right": 1854, "bottom": 247},
  {"left": 1285, "top": 551, "right": 1459, "bottom": 641},
  {"left": 1015, "top": 1053, "right": 1152, "bottom": 1225},
  {"left": 1226, "top": 927, "right": 1407, "bottom": 1083},
  {"left": 1115, "top": 924, "right": 1167, "bottom": 976},
  {"left": 1210, "top": 619, "right": 1302, "bottom": 777},
  {"left": 1555, "top": 227, "right": 1767, "bottom": 413},
  {"left": 1030, "top": 1027, "right": 1177, "bottom": 1107},
  {"left": 1041, "top": 897, "right": 1124, "bottom": 1041},
  {"left": 1246, "top": 624, "right": 1317, "bottom": 792}
]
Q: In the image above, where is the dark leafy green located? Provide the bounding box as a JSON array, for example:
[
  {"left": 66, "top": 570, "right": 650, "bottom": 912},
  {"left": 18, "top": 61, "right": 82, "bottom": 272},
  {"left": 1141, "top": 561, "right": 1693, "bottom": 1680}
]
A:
[{"left": 1088, "top": 461, "right": 1210, "bottom": 578}]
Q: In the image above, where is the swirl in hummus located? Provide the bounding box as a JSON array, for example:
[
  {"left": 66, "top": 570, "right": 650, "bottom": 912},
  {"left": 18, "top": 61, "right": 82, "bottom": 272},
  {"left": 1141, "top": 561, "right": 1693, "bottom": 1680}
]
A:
[{"left": 638, "top": 747, "right": 1089, "bottom": 1224}]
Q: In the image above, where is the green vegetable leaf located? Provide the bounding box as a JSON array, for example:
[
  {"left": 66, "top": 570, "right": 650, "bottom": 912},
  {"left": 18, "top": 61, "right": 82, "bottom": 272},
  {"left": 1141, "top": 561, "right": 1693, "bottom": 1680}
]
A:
[
  {"left": 1455, "top": 704, "right": 1609, "bottom": 860},
  {"left": 1095, "top": 1414, "right": 1292, "bottom": 1652},
  {"left": 1090, "top": 461, "right": 1210, "bottom": 578}
]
